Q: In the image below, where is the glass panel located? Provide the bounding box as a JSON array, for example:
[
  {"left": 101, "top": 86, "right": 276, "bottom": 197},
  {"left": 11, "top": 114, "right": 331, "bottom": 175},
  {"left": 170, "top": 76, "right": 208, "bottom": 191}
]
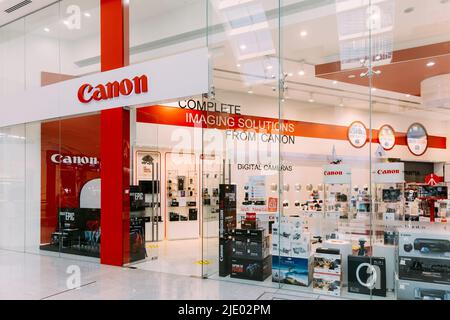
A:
[
  {"left": 277, "top": 0, "right": 373, "bottom": 298},
  {"left": 370, "top": 0, "right": 450, "bottom": 301},
  {"left": 205, "top": 0, "right": 282, "bottom": 289}
]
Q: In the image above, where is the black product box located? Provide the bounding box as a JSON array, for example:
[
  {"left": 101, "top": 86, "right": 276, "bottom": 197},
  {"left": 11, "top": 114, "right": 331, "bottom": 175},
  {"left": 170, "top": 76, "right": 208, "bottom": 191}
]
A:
[
  {"left": 189, "top": 208, "right": 198, "bottom": 221},
  {"left": 232, "top": 228, "right": 267, "bottom": 242},
  {"left": 219, "top": 238, "right": 233, "bottom": 277},
  {"left": 399, "top": 256, "right": 450, "bottom": 285},
  {"left": 231, "top": 255, "right": 272, "bottom": 281},
  {"left": 241, "top": 219, "right": 258, "bottom": 230},
  {"left": 348, "top": 256, "right": 387, "bottom": 297},
  {"left": 232, "top": 236, "right": 270, "bottom": 260}
]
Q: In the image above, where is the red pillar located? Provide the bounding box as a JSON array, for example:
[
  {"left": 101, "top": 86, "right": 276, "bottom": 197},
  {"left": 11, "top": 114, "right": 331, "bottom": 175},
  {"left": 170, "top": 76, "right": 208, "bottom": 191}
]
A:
[{"left": 100, "top": 0, "right": 130, "bottom": 266}]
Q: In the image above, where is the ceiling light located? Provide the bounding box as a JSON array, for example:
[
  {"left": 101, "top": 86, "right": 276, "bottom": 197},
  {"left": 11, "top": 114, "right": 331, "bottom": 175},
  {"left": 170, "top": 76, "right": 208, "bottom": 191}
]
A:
[
  {"left": 333, "top": 80, "right": 338, "bottom": 85},
  {"left": 298, "top": 70, "right": 305, "bottom": 76},
  {"left": 287, "top": 72, "right": 293, "bottom": 77},
  {"left": 339, "top": 98, "right": 345, "bottom": 107},
  {"left": 374, "top": 70, "right": 382, "bottom": 75},
  {"left": 427, "top": 61, "right": 436, "bottom": 67},
  {"left": 375, "top": 55, "right": 381, "bottom": 61},
  {"left": 239, "top": 44, "right": 247, "bottom": 51},
  {"left": 44, "top": 27, "right": 50, "bottom": 33},
  {"left": 84, "top": 12, "right": 91, "bottom": 18},
  {"left": 406, "top": 94, "right": 411, "bottom": 98},
  {"left": 236, "top": 63, "right": 241, "bottom": 68},
  {"left": 308, "top": 93, "right": 315, "bottom": 103},
  {"left": 372, "top": 88, "right": 377, "bottom": 92},
  {"left": 300, "top": 30, "right": 308, "bottom": 37},
  {"left": 348, "top": 75, "right": 356, "bottom": 79},
  {"left": 63, "top": 20, "right": 69, "bottom": 25},
  {"left": 247, "top": 89, "right": 253, "bottom": 94},
  {"left": 266, "top": 65, "right": 273, "bottom": 70}
]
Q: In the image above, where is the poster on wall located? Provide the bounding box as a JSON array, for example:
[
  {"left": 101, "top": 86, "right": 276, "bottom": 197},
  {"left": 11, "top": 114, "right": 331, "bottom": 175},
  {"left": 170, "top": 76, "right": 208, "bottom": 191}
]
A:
[
  {"left": 136, "top": 151, "right": 158, "bottom": 181},
  {"left": 373, "top": 163, "right": 405, "bottom": 184},
  {"left": 323, "top": 164, "right": 351, "bottom": 184},
  {"left": 378, "top": 125, "right": 396, "bottom": 151},
  {"left": 347, "top": 121, "right": 368, "bottom": 148},
  {"left": 406, "top": 123, "right": 428, "bottom": 156}
]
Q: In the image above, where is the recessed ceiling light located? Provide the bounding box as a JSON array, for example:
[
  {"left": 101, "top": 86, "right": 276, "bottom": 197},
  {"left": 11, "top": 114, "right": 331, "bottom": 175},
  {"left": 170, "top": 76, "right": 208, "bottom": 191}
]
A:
[
  {"left": 308, "top": 93, "right": 315, "bottom": 103},
  {"left": 333, "top": 80, "right": 338, "bottom": 85},
  {"left": 348, "top": 74, "right": 356, "bottom": 79},
  {"left": 426, "top": 61, "right": 436, "bottom": 67},
  {"left": 239, "top": 44, "right": 247, "bottom": 51},
  {"left": 406, "top": 94, "right": 411, "bottom": 98},
  {"left": 298, "top": 70, "right": 305, "bottom": 76},
  {"left": 44, "top": 27, "right": 50, "bottom": 32},
  {"left": 236, "top": 63, "right": 241, "bottom": 68},
  {"left": 266, "top": 65, "right": 273, "bottom": 70},
  {"left": 63, "top": 20, "right": 69, "bottom": 25},
  {"left": 247, "top": 90, "right": 253, "bottom": 94},
  {"left": 372, "top": 88, "right": 377, "bottom": 92},
  {"left": 287, "top": 72, "right": 293, "bottom": 77},
  {"left": 300, "top": 30, "right": 308, "bottom": 37},
  {"left": 84, "top": 12, "right": 91, "bottom": 18}
]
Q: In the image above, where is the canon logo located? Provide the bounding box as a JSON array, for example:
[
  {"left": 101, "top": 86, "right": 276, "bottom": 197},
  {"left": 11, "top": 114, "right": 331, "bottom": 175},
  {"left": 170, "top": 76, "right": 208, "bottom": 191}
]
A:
[
  {"left": 377, "top": 169, "right": 400, "bottom": 175},
  {"left": 324, "top": 171, "right": 343, "bottom": 176},
  {"left": 51, "top": 154, "right": 99, "bottom": 166},
  {"left": 78, "top": 75, "right": 149, "bottom": 103}
]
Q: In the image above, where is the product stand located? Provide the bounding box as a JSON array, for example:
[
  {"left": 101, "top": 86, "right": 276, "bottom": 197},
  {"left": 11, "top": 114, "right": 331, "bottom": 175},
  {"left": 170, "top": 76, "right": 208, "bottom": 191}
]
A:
[
  {"left": 202, "top": 169, "right": 223, "bottom": 238},
  {"left": 165, "top": 151, "right": 200, "bottom": 240}
]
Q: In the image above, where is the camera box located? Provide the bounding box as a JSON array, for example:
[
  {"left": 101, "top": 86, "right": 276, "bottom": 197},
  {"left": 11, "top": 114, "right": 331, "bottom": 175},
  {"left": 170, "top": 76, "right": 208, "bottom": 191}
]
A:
[
  {"left": 348, "top": 255, "right": 386, "bottom": 297},
  {"left": 398, "top": 228, "right": 450, "bottom": 260},
  {"left": 313, "top": 250, "right": 342, "bottom": 275},
  {"left": 397, "top": 279, "right": 450, "bottom": 300},
  {"left": 313, "top": 273, "right": 341, "bottom": 297},
  {"left": 272, "top": 255, "right": 312, "bottom": 287},
  {"left": 279, "top": 238, "right": 292, "bottom": 257},
  {"left": 290, "top": 232, "right": 311, "bottom": 258},
  {"left": 233, "top": 228, "right": 268, "bottom": 242},
  {"left": 231, "top": 255, "right": 272, "bottom": 281},
  {"left": 399, "top": 256, "right": 450, "bottom": 285}
]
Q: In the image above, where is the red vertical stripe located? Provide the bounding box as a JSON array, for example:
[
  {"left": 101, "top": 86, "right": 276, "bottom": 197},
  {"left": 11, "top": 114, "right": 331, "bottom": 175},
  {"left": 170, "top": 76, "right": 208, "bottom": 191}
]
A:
[{"left": 100, "top": 0, "right": 130, "bottom": 266}]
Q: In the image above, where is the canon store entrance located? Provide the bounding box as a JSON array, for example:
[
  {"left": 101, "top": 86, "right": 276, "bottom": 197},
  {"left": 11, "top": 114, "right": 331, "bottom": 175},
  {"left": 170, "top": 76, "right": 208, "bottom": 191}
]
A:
[{"left": 126, "top": 98, "right": 221, "bottom": 278}]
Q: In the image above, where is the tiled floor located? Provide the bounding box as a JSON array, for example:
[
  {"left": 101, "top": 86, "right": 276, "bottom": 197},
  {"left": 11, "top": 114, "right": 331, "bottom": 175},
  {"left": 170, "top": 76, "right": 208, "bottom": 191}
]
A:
[{"left": 0, "top": 248, "right": 350, "bottom": 300}]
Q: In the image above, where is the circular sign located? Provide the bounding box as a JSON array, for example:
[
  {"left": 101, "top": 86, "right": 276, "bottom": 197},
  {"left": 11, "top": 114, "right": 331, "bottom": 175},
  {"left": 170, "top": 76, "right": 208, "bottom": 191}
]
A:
[
  {"left": 347, "top": 121, "right": 368, "bottom": 148},
  {"left": 406, "top": 123, "right": 428, "bottom": 156},
  {"left": 378, "top": 124, "right": 396, "bottom": 151}
]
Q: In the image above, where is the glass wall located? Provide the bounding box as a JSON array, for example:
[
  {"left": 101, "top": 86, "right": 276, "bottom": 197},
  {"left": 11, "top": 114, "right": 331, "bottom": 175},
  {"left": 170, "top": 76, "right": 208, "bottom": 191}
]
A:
[
  {"left": 0, "top": 0, "right": 101, "bottom": 260},
  {"left": 205, "top": 0, "right": 450, "bottom": 300}
]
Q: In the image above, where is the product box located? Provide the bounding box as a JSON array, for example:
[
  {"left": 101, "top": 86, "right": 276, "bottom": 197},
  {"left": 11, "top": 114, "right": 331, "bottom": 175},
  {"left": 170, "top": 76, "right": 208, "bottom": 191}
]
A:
[
  {"left": 313, "top": 250, "right": 342, "bottom": 275},
  {"left": 313, "top": 273, "right": 341, "bottom": 297},
  {"left": 399, "top": 256, "right": 450, "bottom": 285},
  {"left": 348, "top": 256, "right": 386, "bottom": 297},
  {"left": 247, "top": 236, "right": 270, "bottom": 260},
  {"left": 279, "top": 238, "right": 292, "bottom": 257},
  {"left": 232, "top": 228, "right": 268, "bottom": 242},
  {"left": 272, "top": 255, "right": 312, "bottom": 287},
  {"left": 397, "top": 279, "right": 450, "bottom": 300},
  {"left": 398, "top": 228, "right": 450, "bottom": 260},
  {"left": 231, "top": 255, "right": 272, "bottom": 281}
]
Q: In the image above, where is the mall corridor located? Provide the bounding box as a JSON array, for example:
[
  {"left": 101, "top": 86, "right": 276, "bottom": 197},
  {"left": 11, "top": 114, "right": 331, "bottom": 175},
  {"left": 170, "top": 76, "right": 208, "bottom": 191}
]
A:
[{"left": 0, "top": 249, "right": 341, "bottom": 300}]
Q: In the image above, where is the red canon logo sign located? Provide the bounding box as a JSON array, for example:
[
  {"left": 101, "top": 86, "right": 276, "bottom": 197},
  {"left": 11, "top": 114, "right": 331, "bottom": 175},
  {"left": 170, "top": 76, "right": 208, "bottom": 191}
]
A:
[
  {"left": 324, "top": 171, "right": 343, "bottom": 176},
  {"left": 377, "top": 169, "right": 400, "bottom": 175},
  {"left": 78, "top": 75, "right": 149, "bottom": 103}
]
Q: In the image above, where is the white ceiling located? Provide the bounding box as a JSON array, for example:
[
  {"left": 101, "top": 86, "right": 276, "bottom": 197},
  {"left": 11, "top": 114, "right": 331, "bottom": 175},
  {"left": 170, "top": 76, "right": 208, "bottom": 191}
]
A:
[
  {"left": 0, "top": 0, "right": 57, "bottom": 27},
  {"left": 2, "top": 0, "right": 450, "bottom": 120}
]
